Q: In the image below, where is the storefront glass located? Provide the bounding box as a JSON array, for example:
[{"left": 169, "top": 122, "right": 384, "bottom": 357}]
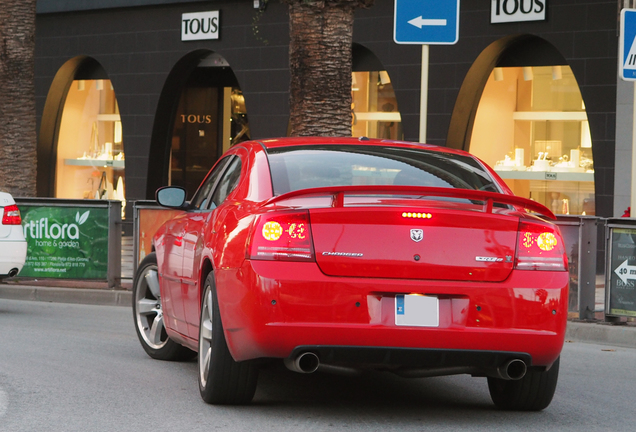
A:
[
  {"left": 470, "top": 66, "right": 594, "bottom": 215},
  {"left": 168, "top": 67, "right": 249, "bottom": 198},
  {"left": 170, "top": 85, "right": 220, "bottom": 194},
  {"left": 55, "top": 79, "right": 126, "bottom": 210},
  {"left": 351, "top": 71, "right": 402, "bottom": 140}
]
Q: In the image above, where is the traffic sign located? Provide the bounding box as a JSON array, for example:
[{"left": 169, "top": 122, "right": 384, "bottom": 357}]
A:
[
  {"left": 394, "top": 0, "right": 459, "bottom": 45},
  {"left": 620, "top": 8, "right": 636, "bottom": 81}
]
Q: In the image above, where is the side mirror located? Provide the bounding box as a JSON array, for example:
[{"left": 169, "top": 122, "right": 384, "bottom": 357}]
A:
[{"left": 156, "top": 186, "right": 187, "bottom": 209}]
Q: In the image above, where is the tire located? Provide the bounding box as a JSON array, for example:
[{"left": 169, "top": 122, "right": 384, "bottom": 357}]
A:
[
  {"left": 488, "top": 357, "right": 560, "bottom": 411},
  {"left": 198, "top": 272, "right": 258, "bottom": 404},
  {"left": 132, "top": 252, "right": 194, "bottom": 361}
]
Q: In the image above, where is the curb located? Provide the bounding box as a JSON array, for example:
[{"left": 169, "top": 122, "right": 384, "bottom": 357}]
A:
[
  {"left": 0, "top": 285, "right": 132, "bottom": 307},
  {"left": 565, "top": 321, "right": 636, "bottom": 349}
]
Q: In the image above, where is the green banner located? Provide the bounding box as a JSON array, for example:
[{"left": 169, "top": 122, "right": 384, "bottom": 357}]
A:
[{"left": 19, "top": 206, "right": 109, "bottom": 279}]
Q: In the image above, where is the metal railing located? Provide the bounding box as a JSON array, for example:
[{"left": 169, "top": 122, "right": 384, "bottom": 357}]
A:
[{"left": 555, "top": 216, "right": 599, "bottom": 320}]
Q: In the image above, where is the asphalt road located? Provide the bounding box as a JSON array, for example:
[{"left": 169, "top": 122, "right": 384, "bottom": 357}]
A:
[{"left": 0, "top": 298, "right": 634, "bottom": 432}]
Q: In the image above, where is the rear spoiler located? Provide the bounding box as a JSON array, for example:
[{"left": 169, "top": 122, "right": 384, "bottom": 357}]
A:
[{"left": 263, "top": 185, "right": 556, "bottom": 220}]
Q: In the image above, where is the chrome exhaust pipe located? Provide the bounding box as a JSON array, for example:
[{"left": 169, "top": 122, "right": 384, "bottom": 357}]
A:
[
  {"left": 284, "top": 352, "right": 320, "bottom": 374},
  {"left": 494, "top": 359, "right": 527, "bottom": 380},
  {"left": 7, "top": 268, "right": 19, "bottom": 277}
]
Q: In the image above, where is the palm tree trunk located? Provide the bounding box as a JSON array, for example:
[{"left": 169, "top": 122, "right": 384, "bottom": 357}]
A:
[
  {"left": 0, "top": 1, "right": 37, "bottom": 196},
  {"left": 286, "top": 0, "right": 373, "bottom": 137}
]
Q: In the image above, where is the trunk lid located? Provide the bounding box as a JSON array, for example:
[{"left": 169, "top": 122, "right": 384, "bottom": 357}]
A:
[{"left": 311, "top": 205, "right": 518, "bottom": 282}]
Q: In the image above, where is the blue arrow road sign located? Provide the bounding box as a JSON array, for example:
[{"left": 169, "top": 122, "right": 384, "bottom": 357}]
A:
[
  {"left": 621, "top": 9, "right": 636, "bottom": 81},
  {"left": 394, "top": 0, "right": 459, "bottom": 45}
]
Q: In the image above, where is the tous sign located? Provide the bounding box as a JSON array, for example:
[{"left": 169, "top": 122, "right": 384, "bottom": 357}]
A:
[
  {"left": 182, "top": 11, "right": 219, "bottom": 41},
  {"left": 491, "top": 0, "right": 546, "bottom": 23},
  {"left": 181, "top": 115, "right": 213, "bottom": 124}
]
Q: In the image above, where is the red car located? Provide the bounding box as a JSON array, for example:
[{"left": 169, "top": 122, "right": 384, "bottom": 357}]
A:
[{"left": 133, "top": 137, "right": 567, "bottom": 410}]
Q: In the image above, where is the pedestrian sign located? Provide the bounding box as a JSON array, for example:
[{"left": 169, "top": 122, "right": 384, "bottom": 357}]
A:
[
  {"left": 394, "top": 0, "right": 460, "bottom": 45},
  {"left": 620, "top": 8, "right": 636, "bottom": 81}
]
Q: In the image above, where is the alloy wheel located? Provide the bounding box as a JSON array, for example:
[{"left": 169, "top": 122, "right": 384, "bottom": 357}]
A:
[
  {"left": 134, "top": 265, "right": 168, "bottom": 350},
  {"left": 199, "top": 287, "right": 214, "bottom": 388}
]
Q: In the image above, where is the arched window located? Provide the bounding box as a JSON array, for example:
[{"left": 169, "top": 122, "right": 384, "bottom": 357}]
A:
[
  {"left": 471, "top": 65, "right": 594, "bottom": 216},
  {"left": 148, "top": 51, "right": 249, "bottom": 199},
  {"left": 452, "top": 36, "right": 596, "bottom": 216},
  {"left": 57, "top": 78, "right": 124, "bottom": 202},
  {"left": 40, "top": 57, "right": 126, "bottom": 213},
  {"left": 351, "top": 44, "right": 402, "bottom": 140}
]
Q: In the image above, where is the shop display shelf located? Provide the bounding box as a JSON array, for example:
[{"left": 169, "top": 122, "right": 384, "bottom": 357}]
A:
[
  {"left": 494, "top": 169, "right": 594, "bottom": 182},
  {"left": 64, "top": 158, "right": 126, "bottom": 169}
]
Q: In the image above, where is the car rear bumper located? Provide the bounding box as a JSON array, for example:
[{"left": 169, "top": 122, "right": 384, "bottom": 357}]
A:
[
  {"left": 0, "top": 240, "right": 26, "bottom": 276},
  {"left": 216, "top": 260, "right": 568, "bottom": 367}
]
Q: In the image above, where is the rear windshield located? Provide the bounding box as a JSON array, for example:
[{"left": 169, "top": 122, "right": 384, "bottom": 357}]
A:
[{"left": 267, "top": 145, "right": 499, "bottom": 195}]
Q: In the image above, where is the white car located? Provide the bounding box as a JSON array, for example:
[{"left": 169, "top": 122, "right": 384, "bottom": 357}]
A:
[{"left": 0, "top": 191, "right": 26, "bottom": 278}]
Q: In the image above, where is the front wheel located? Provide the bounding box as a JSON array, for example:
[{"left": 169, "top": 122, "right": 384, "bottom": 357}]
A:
[
  {"left": 488, "top": 357, "right": 560, "bottom": 411},
  {"left": 198, "top": 273, "right": 258, "bottom": 404},
  {"left": 132, "top": 252, "right": 194, "bottom": 361}
]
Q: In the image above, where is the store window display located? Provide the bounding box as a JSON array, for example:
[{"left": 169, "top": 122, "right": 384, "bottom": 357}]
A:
[
  {"left": 470, "top": 65, "right": 594, "bottom": 215},
  {"left": 55, "top": 79, "right": 125, "bottom": 212},
  {"left": 351, "top": 71, "right": 402, "bottom": 140}
]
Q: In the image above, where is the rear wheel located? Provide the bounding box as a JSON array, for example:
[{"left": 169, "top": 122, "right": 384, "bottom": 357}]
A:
[
  {"left": 488, "top": 357, "right": 560, "bottom": 411},
  {"left": 198, "top": 273, "right": 258, "bottom": 404},
  {"left": 132, "top": 252, "right": 194, "bottom": 361}
]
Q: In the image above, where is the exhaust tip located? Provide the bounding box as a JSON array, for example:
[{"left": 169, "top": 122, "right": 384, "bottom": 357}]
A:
[
  {"left": 499, "top": 359, "right": 527, "bottom": 381},
  {"left": 8, "top": 268, "right": 19, "bottom": 277},
  {"left": 284, "top": 352, "right": 320, "bottom": 374}
]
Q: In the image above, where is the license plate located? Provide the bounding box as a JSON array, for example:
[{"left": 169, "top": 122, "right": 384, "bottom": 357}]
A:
[{"left": 395, "top": 294, "right": 439, "bottom": 327}]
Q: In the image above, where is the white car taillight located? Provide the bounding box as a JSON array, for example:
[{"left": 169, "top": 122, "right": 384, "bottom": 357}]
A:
[
  {"left": 2, "top": 204, "right": 22, "bottom": 225},
  {"left": 515, "top": 221, "right": 567, "bottom": 271},
  {"left": 248, "top": 211, "right": 315, "bottom": 262}
]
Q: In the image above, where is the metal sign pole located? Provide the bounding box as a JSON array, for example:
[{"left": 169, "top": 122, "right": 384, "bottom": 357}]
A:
[
  {"left": 632, "top": 82, "right": 636, "bottom": 216},
  {"left": 619, "top": 8, "right": 636, "bottom": 215},
  {"left": 419, "top": 45, "right": 429, "bottom": 143},
  {"left": 393, "top": 0, "right": 459, "bottom": 144}
]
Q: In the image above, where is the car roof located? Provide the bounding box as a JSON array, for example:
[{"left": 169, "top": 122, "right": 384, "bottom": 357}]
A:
[{"left": 254, "top": 137, "right": 473, "bottom": 158}]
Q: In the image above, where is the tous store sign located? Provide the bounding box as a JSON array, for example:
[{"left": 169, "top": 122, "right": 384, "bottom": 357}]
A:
[
  {"left": 181, "top": 11, "right": 220, "bottom": 41},
  {"left": 491, "top": 0, "right": 546, "bottom": 24}
]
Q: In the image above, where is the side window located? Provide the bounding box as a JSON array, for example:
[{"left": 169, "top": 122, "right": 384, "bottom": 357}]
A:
[
  {"left": 211, "top": 157, "right": 242, "bottom": 207},
  {"left": 190, "top": 157, "right": 230, "bottom": 209}
]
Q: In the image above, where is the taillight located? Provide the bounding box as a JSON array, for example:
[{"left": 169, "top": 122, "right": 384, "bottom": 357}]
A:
[
  {"left": 248, "top": 211, "right": 315, "bottom": 262},
  {"left": 2, "top": 204, "right": 22, "bottom": 225},
  {"left": 515, "top": 221, "right": 567, "bottom": 271}
]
